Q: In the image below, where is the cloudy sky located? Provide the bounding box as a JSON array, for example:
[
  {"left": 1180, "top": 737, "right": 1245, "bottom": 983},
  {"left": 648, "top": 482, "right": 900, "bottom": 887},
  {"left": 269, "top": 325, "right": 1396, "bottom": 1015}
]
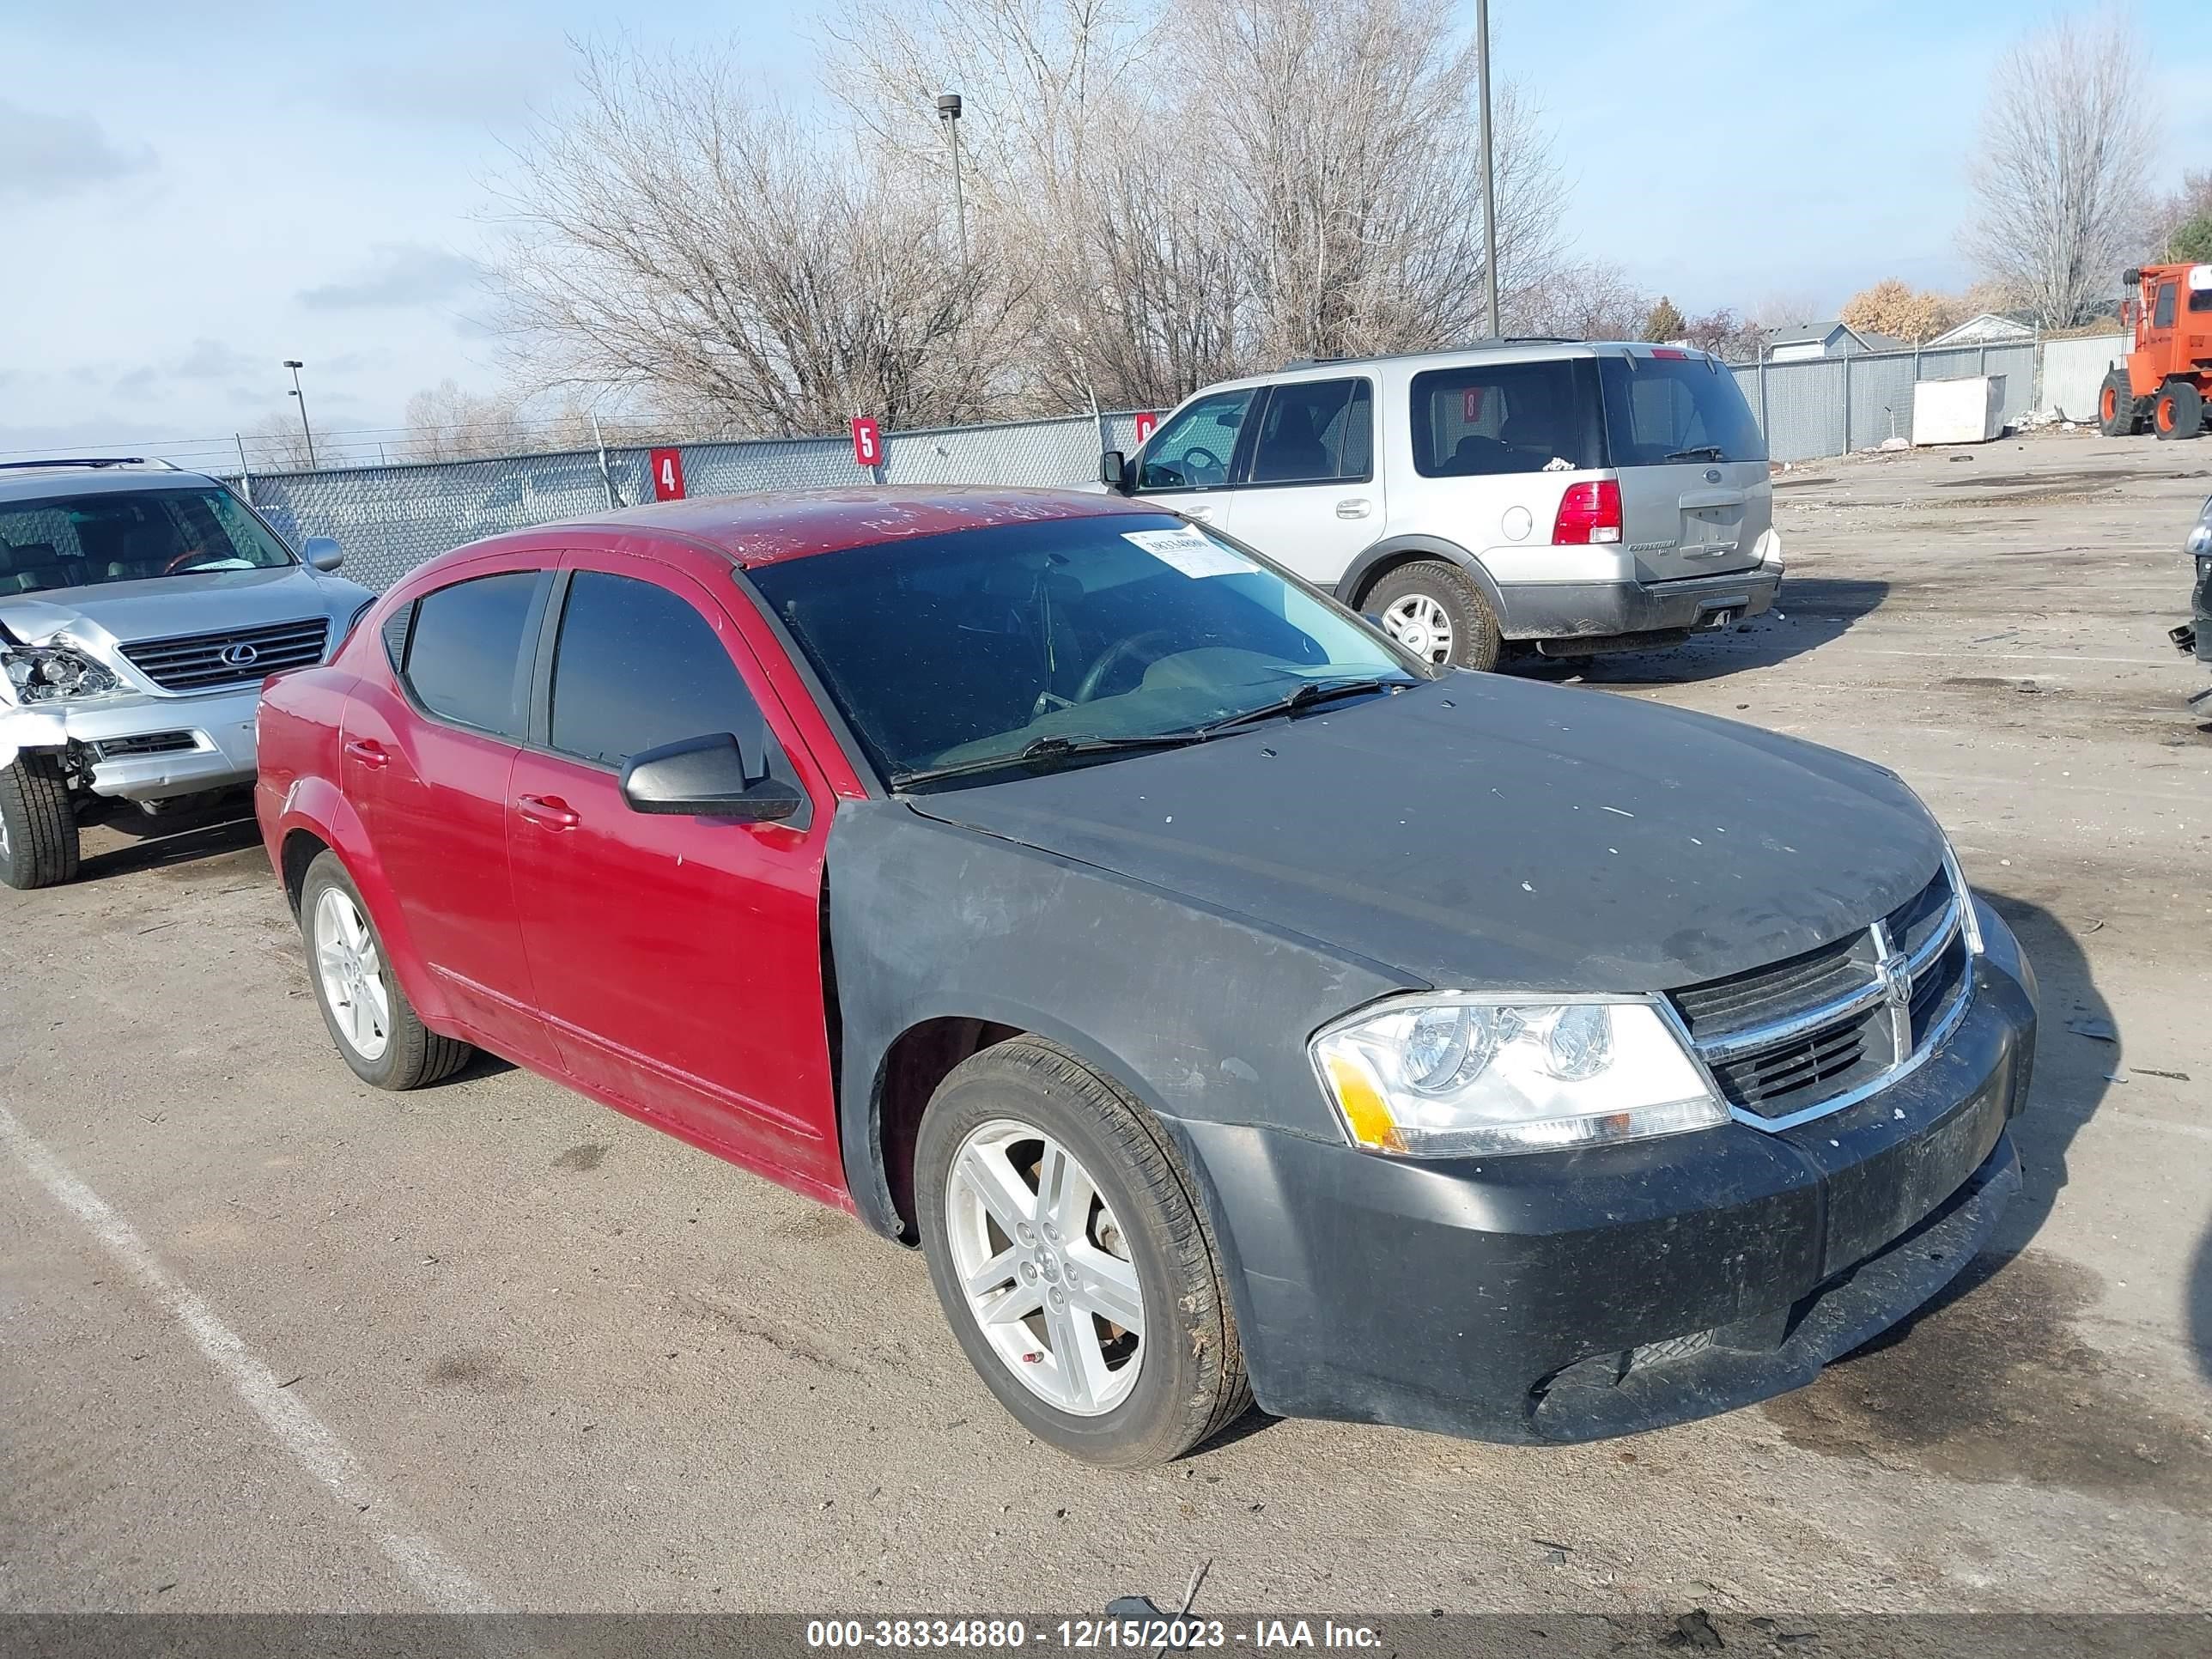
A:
[{"left": 3, "top": 0, "right": 2207, "bottom": 465}]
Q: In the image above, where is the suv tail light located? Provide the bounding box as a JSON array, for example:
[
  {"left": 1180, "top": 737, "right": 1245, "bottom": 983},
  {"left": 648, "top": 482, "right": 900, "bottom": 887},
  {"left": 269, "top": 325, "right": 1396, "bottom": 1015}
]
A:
[{"left": 1553, "top": 480, "right": 1622, "bottom": 545}]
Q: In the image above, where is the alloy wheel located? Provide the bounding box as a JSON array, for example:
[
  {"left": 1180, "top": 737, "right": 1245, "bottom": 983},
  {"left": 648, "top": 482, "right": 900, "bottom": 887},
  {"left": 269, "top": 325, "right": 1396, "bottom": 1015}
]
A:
[
  {"left": 1382, "top": 592, "right": 1456, "bottom": 665},
  {"left": 313, "top": 887, "right": 391, "bottom": 1061},
  {"left": 945, "top": 1118, "right": 1146, "bottom": 1416}
]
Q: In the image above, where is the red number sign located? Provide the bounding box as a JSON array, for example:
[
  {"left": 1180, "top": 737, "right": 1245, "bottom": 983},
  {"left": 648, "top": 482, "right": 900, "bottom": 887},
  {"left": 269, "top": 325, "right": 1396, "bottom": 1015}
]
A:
[
  {"left": 1462, "top": 388, "right": 1486, "bottom": 422},
  {"left": 850, "top": 416, "right": 883, "bottom": 469},
  {"left": 648, "top": 447, "right": 686, "bottom": 501},
  {"left": 1133, "top": 411, "right": 1159, "bottom": 444}
]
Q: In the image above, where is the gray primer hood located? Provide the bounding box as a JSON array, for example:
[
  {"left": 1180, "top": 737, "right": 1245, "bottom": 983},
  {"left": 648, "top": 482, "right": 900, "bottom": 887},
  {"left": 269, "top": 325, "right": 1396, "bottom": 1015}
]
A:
[
  {"left": 905, "top": 673, "right": 1943, "bottom": 993},
  {"left": 0, "top": 566, "right": 363, "bottom": 647}
]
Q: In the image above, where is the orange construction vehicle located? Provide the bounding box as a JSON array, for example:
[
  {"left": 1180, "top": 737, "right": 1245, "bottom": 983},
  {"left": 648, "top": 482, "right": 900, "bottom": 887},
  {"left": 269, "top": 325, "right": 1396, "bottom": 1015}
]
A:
[{"left": 2099, "top": 263, "right": 2212, "bottom": 441}]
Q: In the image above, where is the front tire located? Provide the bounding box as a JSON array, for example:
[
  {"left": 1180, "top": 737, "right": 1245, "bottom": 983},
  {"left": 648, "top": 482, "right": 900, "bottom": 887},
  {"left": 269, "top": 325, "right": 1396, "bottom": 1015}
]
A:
[
  {"left": 2154, "top": 380, "right": 2204, "bottom": 441},
  {"left": 298, "top": 850, "right": 472, "bottom": 1089},
  {"left": 0, "top": 755, "right": 81, "bottom": 890},
  {"left": 2096, "top": 369, "right": 2139, "bottom": 436},
  {"left": 915, "top": 1037, "right": 1250, "bottom": 1467},
  {"left": 1364, "top": 558, "right": 1502, "bottom": 672}
]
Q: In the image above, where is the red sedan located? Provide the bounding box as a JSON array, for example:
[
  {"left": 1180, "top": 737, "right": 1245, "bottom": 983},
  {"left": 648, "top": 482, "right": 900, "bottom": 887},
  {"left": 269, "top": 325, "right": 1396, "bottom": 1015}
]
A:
[{"left": 255, "top": 487, "right": 2033, "bottom": 1467}]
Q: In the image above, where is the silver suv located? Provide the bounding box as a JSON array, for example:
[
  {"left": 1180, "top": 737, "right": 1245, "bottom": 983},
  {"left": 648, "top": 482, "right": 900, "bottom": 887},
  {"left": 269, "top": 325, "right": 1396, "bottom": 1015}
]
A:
[
  {"left": 0, "top": 459, "right": 373, "bottom": 889},
  {"left": 1099, "top": 341, "right": 1782, "bottom": 669}
]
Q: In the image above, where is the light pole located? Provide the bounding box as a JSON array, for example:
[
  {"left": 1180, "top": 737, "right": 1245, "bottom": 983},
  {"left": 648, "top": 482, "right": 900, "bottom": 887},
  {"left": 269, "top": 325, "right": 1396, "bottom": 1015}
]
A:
[
  {"left": 937, "top": 93, "right": 968, "bottom": 277},
  {"left": 1475, "top": 0, "right": 1500, "bottom": 339},
  {"left": 283, "top": 359, "right": 318, "bottom": 470}
]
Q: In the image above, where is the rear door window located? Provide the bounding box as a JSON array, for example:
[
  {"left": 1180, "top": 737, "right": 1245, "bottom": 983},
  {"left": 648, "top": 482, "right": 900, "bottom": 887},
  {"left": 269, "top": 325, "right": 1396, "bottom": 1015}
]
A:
[
  {"left": 402, "top": 571, "right": 543, "bottom": 738},
  {"left": 547, "top": 571, "right": 759, "bottom": 769},
  {"left": 1138, "top": 389, "right": 1255, "bottom": 491},
  {"left": 1597, "top": 356, "right": 1767, "bottom": 466},
  {"left": 1249, "top": 378, "right": 1374, "bottom": 484},
  {"left": 1409, "top": 360, "right": 1606, "bottom": 477}
]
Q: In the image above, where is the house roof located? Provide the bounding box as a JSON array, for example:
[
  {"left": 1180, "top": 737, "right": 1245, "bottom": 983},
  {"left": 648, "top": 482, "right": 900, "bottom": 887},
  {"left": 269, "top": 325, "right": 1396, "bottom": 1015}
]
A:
[{"left": 1925, "top": 312, "right": 2036, "bottom": 347}]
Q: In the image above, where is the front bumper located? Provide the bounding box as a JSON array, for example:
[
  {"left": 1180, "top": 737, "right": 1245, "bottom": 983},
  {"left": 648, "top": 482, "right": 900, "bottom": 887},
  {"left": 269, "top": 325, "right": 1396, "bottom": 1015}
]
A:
[
  {"left": 1175, "top": 903, "right": 2036, "bottom": 1443},
  {"left": 0, "top": 685, "right": 262, "bottom": 800},
  {"left": 1496, "top": 567, "right": 1781, "bottom": 647}
]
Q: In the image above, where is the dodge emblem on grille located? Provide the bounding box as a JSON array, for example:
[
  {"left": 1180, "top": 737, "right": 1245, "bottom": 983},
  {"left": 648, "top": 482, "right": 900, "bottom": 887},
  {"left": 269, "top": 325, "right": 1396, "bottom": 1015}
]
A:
[
  {"left": 1874, "top": 943, "right": 1913, "bottom": 1064},
  {"left": 221, "top": 643, "right": 260, "bottom": 668}
]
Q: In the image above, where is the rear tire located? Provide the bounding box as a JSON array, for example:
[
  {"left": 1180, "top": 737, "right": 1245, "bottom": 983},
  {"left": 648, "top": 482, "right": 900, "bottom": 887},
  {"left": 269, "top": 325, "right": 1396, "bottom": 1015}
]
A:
[
  {"left": 298, "top": 850, "right": 473, "bottom": 1090},
  {"left": 2154, "top": 380, "right": 2204, "bottom": 441},
  {"left": 2096, "top": 369, "right": 2139, "bottom": 436},
  {"left": 915, "top": 1037, "right": 1251, "bottom": 1467},
  {"left": 0, "top": 755, "right": 81, "bottom": 890},
  {"left": 1364, "top": 559, "right": 1502, "bottom": 672}
]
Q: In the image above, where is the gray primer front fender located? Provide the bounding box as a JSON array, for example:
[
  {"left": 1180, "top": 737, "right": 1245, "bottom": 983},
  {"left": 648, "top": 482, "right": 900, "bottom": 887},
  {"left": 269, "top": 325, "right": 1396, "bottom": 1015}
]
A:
[
  {"left": 823, "top": 798, "right": 1414, "bottom": 1241},
  {"left": 1335, "top": 534, "right": 1505, "bottom": 614}
]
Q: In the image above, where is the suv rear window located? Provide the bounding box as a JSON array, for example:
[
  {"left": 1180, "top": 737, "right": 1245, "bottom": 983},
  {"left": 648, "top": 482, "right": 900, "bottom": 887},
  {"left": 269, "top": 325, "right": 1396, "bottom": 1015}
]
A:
[
  {"left": 1597, "top": 357, "right": 1766, "bottom": 466},
  {"left": 1409, "top": 360, "right": 1605, "bottom": 477}
]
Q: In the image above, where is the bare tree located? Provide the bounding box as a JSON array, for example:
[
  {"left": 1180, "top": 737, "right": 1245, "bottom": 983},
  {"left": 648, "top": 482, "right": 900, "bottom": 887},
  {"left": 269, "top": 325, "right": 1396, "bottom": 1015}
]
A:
[
  {"left": 489, "top": 40, "right": 1023, "bottom": 436},
  {"left": 1185, "top": 0, "right": 1561, "bottom": 365},
  {"left": 823, "top": 0, "right": 1565, "bottom": 406},
  {"left": 400, "top": 380, "right": 532, "bottom": 459},
  {"left": 1507, "top": 261, "right": 1650, "bottom": 341},
  {"left": 1966, "top": 10, "right": 2158, "bottom": 329},
  {"left": 240, "top": 412, "right": 320, "bottom": 474},
  {"left": 2152, "top": 167, "right": 2212, "bottom": 261}
]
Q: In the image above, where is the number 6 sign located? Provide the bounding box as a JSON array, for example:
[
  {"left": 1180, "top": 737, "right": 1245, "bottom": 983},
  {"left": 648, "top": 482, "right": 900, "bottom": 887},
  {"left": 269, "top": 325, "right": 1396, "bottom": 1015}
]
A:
[
  {"left": 850, "top": 416, "right": 883, "bottom": 470},
  {"left": 647, "top": 447, "right": 686, "bottom": 501}
]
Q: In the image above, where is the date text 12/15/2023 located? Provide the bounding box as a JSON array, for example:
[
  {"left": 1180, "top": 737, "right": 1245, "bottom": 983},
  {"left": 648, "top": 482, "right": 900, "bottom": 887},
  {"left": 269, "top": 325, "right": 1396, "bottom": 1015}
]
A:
[{"left": 805, "top": 1618, "right": 1386, "bottom": 1650}]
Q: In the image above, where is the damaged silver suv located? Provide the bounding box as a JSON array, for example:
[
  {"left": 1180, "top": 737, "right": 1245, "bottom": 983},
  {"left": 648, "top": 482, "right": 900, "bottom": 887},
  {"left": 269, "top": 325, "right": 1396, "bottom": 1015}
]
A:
[{"left": 0, "top": 459, "right": 373, "bottom": 889}]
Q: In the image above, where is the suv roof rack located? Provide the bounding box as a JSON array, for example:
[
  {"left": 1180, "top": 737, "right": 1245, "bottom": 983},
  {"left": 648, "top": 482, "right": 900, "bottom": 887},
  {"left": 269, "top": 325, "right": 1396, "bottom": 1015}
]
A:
[
  {"left": 1277, "top": 337, "right": 1589, "bottom": 372},
  {"left": 0, "top": 456, "right": 180, "bottom": 473}
]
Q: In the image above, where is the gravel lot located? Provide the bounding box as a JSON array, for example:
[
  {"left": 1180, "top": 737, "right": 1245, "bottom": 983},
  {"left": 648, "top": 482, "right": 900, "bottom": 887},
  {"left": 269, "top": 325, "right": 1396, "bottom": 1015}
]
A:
[{"left": 3, "top": 430, "right": 2208, "bottom": 1622}]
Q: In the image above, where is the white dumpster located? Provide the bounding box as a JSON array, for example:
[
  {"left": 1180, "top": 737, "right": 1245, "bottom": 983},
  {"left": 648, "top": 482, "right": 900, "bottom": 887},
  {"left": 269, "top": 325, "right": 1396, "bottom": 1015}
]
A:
[{"left": 1912, "top": 374, "right": 2008, "bottom": 445}]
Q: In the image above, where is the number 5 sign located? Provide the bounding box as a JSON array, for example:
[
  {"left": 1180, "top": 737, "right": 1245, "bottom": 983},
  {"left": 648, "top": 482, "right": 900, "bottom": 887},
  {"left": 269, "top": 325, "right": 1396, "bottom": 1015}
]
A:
[
  {"left": 850, "top": 416, "right": 883, "bottom": 471},
  {"left": 647, "top": 447, "right": 686, "bottom": 501}
]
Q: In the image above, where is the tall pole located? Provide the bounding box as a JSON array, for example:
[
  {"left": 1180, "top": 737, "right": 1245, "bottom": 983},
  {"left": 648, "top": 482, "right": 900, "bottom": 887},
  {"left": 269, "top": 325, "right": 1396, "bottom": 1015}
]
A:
[
  {"left": 938, "top": 94, "right": 969, "bottom": 278},
  {"left": 283, "top": 359, "right": 318, "bottom": 471},
  {"left": 1475, "top": 0, "right": 1500, "bottom": 339}
]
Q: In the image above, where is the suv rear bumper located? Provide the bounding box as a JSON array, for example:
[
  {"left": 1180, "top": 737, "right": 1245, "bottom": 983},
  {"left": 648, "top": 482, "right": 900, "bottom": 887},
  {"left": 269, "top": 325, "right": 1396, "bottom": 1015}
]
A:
[
  {"left": 1173, "top": 901, "right": 2034, "bottom": 1444},
  {"left": 0, "top": 686, "right": 261, "bottom": 800},
  {"left": 1496, "top": 567, "right": 1780, "bottom": 645}
]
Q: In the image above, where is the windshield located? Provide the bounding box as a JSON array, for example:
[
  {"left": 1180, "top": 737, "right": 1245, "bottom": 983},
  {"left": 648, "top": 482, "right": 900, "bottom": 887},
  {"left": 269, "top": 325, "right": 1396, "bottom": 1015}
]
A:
[
  {"left": 1597, "top": 356, "right": 1766, "bottom": 466},
  {"left": 0, "top": 486, "right": 296, "bottom": 595},
  {"left": 746, "top": 514, "right": 1417, "bottom": 786}
]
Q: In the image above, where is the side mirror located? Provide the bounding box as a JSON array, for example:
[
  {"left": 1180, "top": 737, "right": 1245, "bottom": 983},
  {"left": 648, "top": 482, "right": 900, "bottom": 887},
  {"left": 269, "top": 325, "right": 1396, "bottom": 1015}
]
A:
[
  {"left": 620, "top": 732, "right": 802, "bottom": 823},
  {"left": 1099, "top": 450, "right": 1128, "bottom": 491},
  {"left": 303, "top": 536, "right": 344, "bottom": 572}
]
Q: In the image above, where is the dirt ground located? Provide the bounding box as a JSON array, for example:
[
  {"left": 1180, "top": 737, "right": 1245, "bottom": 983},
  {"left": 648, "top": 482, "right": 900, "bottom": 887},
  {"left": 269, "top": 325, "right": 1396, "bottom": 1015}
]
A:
[{"left": 3, "top": 429, "right": 2208, "bottom": 1623}]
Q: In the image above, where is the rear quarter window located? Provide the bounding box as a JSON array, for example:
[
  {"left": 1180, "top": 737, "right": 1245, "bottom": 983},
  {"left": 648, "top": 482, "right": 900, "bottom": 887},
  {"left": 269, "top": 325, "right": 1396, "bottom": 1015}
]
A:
[{"left": 1409, "top": 360, "right": 1606, "bottom": 477}]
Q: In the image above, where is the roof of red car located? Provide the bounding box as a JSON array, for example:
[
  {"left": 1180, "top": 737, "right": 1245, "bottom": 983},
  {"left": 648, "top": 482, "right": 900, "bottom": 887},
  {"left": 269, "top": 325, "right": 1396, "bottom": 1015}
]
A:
[{"left": 559, "top": 486, "right": 1147, "bottom": 567}]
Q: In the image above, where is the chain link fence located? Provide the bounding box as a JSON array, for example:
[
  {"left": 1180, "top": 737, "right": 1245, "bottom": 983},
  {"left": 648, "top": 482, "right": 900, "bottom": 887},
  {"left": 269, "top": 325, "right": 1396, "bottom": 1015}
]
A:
[{"left": 224, "top": 343, "right": 2123, "bottom": 591}]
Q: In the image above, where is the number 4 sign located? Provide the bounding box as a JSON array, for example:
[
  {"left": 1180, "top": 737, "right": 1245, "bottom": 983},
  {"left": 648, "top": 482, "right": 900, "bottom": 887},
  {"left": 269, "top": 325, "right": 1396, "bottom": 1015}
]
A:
[
  {"left": 648, "top": 447, "right": 686, "bottom": 501},
  {"left": 850, "top": 416, "right": 883, "bottom": 470}
]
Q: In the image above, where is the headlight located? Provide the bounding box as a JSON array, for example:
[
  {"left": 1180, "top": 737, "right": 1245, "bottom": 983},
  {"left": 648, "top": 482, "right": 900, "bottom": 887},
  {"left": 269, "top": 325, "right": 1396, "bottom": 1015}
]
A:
[
  {"left": 2, "top": 643, "right": 121, "bottom": 703},
  {"left": 1940, "top": 837, "right": 1985, "bottom": 956},
  {"left": 334, "top": 599, "right": 375, "bottom": 654},
  {"left": 1311, "top": 994, "right": 1726, "bottom": 1158}
]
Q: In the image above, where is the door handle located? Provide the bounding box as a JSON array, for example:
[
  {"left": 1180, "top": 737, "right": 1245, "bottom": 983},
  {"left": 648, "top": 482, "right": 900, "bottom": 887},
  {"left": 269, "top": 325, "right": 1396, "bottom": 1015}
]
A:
[
  {"left": 1185, "top": 504, "right": 1216, "bottom": 521},
  {"left": 516, "top": 793, "right": 580, "bottom": 830},
  {"left": 1335, "top": 498, "right": 1372, "bottom": 520},
  {"left": 342, "top": 738, "right": 388, "bottom": 769}
]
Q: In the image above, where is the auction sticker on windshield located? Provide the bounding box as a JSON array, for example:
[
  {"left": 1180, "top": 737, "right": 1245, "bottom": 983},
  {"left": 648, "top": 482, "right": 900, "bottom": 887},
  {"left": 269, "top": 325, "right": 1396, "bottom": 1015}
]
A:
[{"left": 1123, "top": 526, "right": 1252, "bottom": 580}]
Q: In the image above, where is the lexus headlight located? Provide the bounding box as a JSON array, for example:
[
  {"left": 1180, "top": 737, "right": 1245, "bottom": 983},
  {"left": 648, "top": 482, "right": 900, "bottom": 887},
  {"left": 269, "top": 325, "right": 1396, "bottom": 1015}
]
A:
[
  {"left": 2, "top": 643, "right": 121, "bottom": 703},
  {"left": 1311, "top": 994, "right": 1726, "bottom": 1158}
]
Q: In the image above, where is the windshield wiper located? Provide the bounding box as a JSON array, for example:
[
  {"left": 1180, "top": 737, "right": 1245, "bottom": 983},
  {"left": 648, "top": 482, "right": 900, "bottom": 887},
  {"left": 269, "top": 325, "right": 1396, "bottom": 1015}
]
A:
[
  {"left": 1195, "top": 676, "right": 1412, "bottom": 736},
  {"left": 891, "top": 731, "right": 1206, "bottom": 789},
  {"left": 1665, "top": 445, "right": 1726, "bottom": 462}
]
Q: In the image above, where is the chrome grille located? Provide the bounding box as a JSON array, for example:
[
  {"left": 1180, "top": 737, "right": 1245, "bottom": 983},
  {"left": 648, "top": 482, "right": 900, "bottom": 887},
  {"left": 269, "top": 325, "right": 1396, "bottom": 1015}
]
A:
[
  {"left": 121, "top": 617, "right": 329, "bottom": 691},
  {"left": 1669, "top": 866, "right": 1972, "bottom": 1127}
]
